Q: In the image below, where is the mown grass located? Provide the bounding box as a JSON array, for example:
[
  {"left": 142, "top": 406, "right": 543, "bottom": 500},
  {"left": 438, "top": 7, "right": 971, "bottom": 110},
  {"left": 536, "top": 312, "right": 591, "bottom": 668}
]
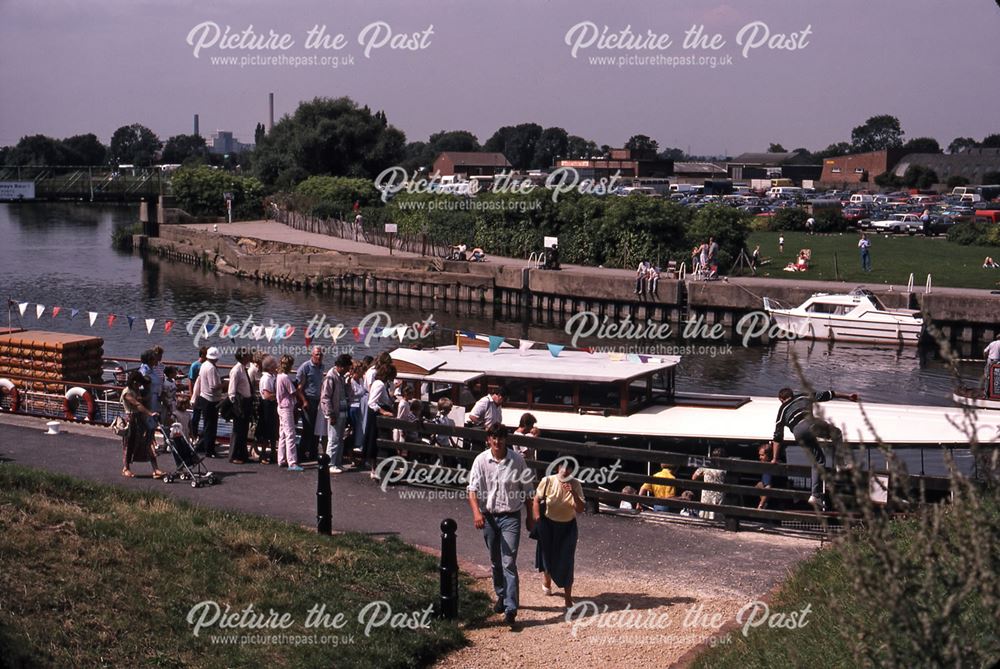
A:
[
  {"left": 690, "top": 493, "right": 1000, "bottom": 668},
  {"left": 745, "top": 231, "right": 1000, "bottom": 289},
  {"left": 0, "top": 465, "right": 489, "bottom": 669}
]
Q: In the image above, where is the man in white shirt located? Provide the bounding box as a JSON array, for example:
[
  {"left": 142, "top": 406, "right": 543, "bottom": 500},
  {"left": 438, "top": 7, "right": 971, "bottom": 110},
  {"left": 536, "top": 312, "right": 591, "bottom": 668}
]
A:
[
  {"left": 468, "top": 386, "right": 507, "bottom": 430},
  {"left": 320, "top": 354, "right": 352, "bottom": 473},
  {"left": 984, "top": 334, "right": 1000, "bottom": 392},
  {"left": 467, "top": 423, "right": 535, "bottom": 627},
  {"left": 195, "top": 346, "right": 223, "bottom": 457},
  {"left": 227, "top": 349, "right": 253, "bottom": 463}
]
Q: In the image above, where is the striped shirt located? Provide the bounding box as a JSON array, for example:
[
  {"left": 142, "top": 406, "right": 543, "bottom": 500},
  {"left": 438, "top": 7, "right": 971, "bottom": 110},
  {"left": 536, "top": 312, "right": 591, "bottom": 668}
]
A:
[
  {"left": 467, "top": 447, "right": 535, "bottom": 514},
  {"left": 773, "top": 390, "right": 834, "bottom": 441}
]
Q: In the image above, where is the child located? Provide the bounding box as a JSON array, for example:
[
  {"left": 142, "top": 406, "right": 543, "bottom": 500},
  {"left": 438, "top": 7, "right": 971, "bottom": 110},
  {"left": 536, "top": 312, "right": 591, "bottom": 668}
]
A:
[
  {"left": 432, "top": 398, "right": 457, "bottom": 447},
  {"left": 778, "top": 235, "right": 785, "bottom": 253}
]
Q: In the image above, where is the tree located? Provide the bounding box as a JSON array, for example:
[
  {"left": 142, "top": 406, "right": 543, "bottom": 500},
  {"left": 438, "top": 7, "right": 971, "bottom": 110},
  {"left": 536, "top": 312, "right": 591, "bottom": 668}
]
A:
[
  {"left": 531, "top": 127, "right": 569, "bottom": 169},
  {"left": 768, "top": 143, "right": 787, "bottom": 153},
  {"left": 484, "top": 123, "right": 542, "bottom": 170},
  {"left": 171, "top": 165, "right": 264, "bottom": 219},
  {"left": 851, "top": 115, "right": 904, "bottom": 153},
  {"left": 62, "top": 134, "right": 107, "bottom": 165},
  {"left": 946, "top": 175, "right": 970, "bottom": 189},
  {"left": 787, "top": 147, "right": 817, "bottom": 164},
  {"left": 686, "top": 205, "right": 750, "bottom": 269},
  {"left": 901, "top": 137, "right": 941, "bottom": 154},
  {"left": 814, "top": 142, "right": 852, "bottom": 160},
  {"left": 624, "top": 134, "right": 659, "bottom": 153},
  {"left": 6, "top": 135, "right": 69, "bottom": 165},
  {"left": 161, "top": 134, "right": 208, "bottom": 164},
  {"left": 295, "top": 175, "right": 380, "bottom": 209},
  {"left": 948, "top": 137, "right": 978, "bottom": 154},
  {"left": 981, "top": 134, "right": 1000, "bottom": 148},
  {"left": 427, "top": 130, "right": 480, "bottom": 153},
  {"left": 254, "top": 123, "right": 266, "bottom": 146},
  {"left": 108, "top": 124, "right": 160, "bottom": 166},
  {"left": 253, "top": 97, "right": 406, "bottom": 187},
  {"left": 901, "top": 165, "right": 938, "bottom": 189},
  {"left": 657, "top": 147, "right": 686, "bottom": 161},
  {"left": 566, "top": 135, "right": 599, "bottom": 159}
]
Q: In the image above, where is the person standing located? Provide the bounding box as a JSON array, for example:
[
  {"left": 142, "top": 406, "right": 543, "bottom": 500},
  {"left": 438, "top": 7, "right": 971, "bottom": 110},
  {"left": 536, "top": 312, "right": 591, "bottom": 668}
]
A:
[
  {"left": 691, "top": 447, "right": 727, "bottom": 519},
  {"left": 320, "top": 353, "right": 352, "bottom": 473},
  {"left": 806, "top": 217, "right": 815, "bottom": 235},
  {"left": 778, "top": 235, "right": 785, "bottom": 254},
  {"left": 255, "top": 355, "right": 279, "bottom": 464},
  {"left": 468, "top": 386, "right": 507, "bottom": 430},
  {"left": 348, "top": 360, "right": 369, "bottom": 459},
  {"left": 296, "top": 346, "right": 326, "bottom": 463},
  {"left": 195, "top": 347, "right": 224, "bottom": 457},
  {"left": 772, "top": 387, "right": 859, "bottom": 509},
  {"left": 467, "top": 423, "right": 536, "bottom": 627},
  {"left": 984, "top": 334, "right": 1000, "bottom": 391},
  {"left": 363, "top": 363, "right": 397, "bottom": 477},
  {"left": 120, "top": 370, "right": 165, "bottom": 479},
  {"left": 858, "top": 233, "right": 872, "bottom": 272},
  {"left": 707, "top": 237, "right": 719, "bottom": 267},
  {"left": 227, "top": 349, "right": 253, "bottom": 464},
  {"left": 188, "top": 346, "right": 208, "bottom": 439},
  {"left": 276, "top": 354, "right": 305, "bottom": 472},
  {"left": 533, "top": 459, "right": 584, "bottom": 609}
]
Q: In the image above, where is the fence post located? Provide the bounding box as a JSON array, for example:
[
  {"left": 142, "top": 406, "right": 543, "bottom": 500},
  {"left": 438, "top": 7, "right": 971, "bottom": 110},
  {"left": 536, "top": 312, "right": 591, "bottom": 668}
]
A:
[
  {"left": 317, "top": 453, "right": 332, "bottom": 535},
  {"left": 439, "top": 518, "right": 459, "bottom": 619}
]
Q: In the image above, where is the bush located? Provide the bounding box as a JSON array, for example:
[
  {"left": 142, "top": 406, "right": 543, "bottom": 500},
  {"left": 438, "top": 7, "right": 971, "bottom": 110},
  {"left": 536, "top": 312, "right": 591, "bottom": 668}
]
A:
[
  {"left": 295, "top": 176, "right": 381, "bottom": 209},
  {"left": 813, "top": 209, "right": 849, "bottom": 233},
  {"left": 771, "top": 207, "right": 808, "bottom": 231},
  {"left": 172, "top": 165, "right": 265, "bottom": 220},
  {"left": 946, "top": 175, "right": 970, "bottom": 189},
  {"left": 686, "top": 205, "right": 750, "bottom": 269},
  {"left": 947, "top": 221, "right": 989, "bottom": 246}
]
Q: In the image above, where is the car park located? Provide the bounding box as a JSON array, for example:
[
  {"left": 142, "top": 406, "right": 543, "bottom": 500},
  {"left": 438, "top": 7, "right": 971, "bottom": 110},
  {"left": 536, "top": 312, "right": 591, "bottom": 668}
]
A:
[{"left": 869, "top": 213, "right": 923, "bottom": 234}]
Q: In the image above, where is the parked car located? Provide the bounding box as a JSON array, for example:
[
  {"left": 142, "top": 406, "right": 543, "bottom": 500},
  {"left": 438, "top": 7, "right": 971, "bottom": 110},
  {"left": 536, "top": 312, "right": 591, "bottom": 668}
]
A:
[
  {"left": 869, "top": 213, "right": 923, "bottom": 234},
  {"left": 922, "top": 215, "right": 955, "bottom": 236}
]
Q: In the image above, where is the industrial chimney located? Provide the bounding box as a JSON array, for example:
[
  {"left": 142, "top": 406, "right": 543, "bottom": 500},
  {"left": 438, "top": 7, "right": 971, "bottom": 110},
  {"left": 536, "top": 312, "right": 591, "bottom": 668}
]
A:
[
  {"left": 268, "top": 93, "right": 274, "bottom": 132},
  {"left": 194, "top": 114, "right": 200, "bottom": 137}
]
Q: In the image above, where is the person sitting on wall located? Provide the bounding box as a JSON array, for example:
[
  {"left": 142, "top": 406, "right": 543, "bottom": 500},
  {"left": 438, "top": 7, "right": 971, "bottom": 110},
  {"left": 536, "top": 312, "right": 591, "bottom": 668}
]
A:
[
  {"left": 984, "top": 256, "right": 998, "bottom": 269},
  {"left": 638, "top": 463, "right": 694, "bottom": 512},
  {"left": 469, "top": 247, "right": 487, "bottom": 262}
]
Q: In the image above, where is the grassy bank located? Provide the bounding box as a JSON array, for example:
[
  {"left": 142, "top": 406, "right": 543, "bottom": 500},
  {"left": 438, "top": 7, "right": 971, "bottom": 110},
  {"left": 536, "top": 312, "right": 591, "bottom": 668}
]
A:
[
  {"left": 690, "top": 491, "right": 1000, "bottom": 668},
  {"left": 0, "top": 465, "right": 488, "bottom": 669},
  {"left": 746, "top": 231, "right": 1000, "bottom": 289}
]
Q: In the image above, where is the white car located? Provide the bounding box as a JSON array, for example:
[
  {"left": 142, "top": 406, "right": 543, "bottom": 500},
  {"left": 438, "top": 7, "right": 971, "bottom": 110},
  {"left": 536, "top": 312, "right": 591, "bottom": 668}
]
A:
[{"left": 869, "top": 213, "right": 923, "bottom": 234}]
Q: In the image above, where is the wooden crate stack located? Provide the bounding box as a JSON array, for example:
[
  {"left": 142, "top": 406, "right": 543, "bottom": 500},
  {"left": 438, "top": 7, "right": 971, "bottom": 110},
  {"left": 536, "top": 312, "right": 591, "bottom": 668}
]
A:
[{"left": 0, "top": 330, "right": 104, "bottom": 393}]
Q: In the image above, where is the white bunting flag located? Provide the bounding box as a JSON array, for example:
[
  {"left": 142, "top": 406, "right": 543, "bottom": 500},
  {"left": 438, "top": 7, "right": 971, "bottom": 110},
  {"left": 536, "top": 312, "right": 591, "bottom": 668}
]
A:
[
  {"left": 18, "top": 302, "right": 28, "bottom": 317},
  {"left": 88, "top": 311, "right": 98, "bottom": 327},
  {"left": 519, "top": 339, "right": 534, "bottom": 354},
  {"left": 397, "top": 325, "right": 408, "bottom": 343},
  {"left": 36, "top": 305, "right": 45, "bottom": 319},
  {"left": 265, "top": 326, "right": 275, "bottom": 342},
  {"left": 251, "top": 325, "right": 263, "bottom": 340},
  {"left": 145, "top": 319, "right": 155, "bottom": 334}
]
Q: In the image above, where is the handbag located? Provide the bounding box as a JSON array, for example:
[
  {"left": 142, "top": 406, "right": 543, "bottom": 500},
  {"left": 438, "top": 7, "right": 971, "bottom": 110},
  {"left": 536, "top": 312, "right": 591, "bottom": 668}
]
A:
[
  {"left": 529, "top": 476, "right": 551, "bottom": 540},
  {"left": 110, "top": 415, "right": 129, "bottom": 436},
  {"left": 219, "top": 396, "right": 241, "bottom": 421}
]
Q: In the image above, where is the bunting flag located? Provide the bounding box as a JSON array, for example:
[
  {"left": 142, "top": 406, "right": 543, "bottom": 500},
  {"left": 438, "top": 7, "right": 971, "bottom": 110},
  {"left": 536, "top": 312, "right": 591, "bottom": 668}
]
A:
[
  {"left": 88, "top": 311, "right": 98, "bottom": 327},
  {"left": 251, "top": 325, "right": 263, "bottom": 340},
  {"left": 51, "top": 306, "right": 61, "bottom": 318},
  {"left": 626, "top": 354, "right": 642, "bottom": 363},
  {"left": 351, "top": 327, "right": 361, "bottom": 343},
  {"left": 164, "top": 320, "right": 174, "bottom": 333},
  {"left": 145, "top": 319, "right": 155, "bottom": 334},
  {"left": 18, "top": 302, "right": 28, "bottom": 317},
  {"left": 126, "top": 315, "right": 135, "bottom": 331},
  {"left": 220, "top": 324, "right": 232, "bottom": 338},
  {"left": 396, "top": 326, "right": 408, "bottom": 343},
  {"left": 547, "top": 343, "right": 564, "bottom": 358},
  {"left": 203, "top": 324, "right": 211, "bottom": 339},
  {"left": 264, "top": 326, "right": 275, "bottom": 342},
  {"left": 519, "top": 339, "right": 534, "bottom": 353},
  {"left": 304, "top": 334, "right": 313, "bottom": 349},
  {"left": 70, "top": 308, "right": 79, "bottom": 320},
  {"left": 107, "top": 314, "right": 116, "bottom": 327},
  {"left": 330, "top": 324, "right": 345, "bottom": 341},
  {"left": 608, "top": 352, "right": 626, "bottom": 362},
  {"left": 35, "top": 305, "right": 45, "bottom": 319},
  {"left": 488, "top": 335, "right": 505, "bottom": 353},
  {"left": 461, "top": 330, "right": 477, "bottom": 340}
]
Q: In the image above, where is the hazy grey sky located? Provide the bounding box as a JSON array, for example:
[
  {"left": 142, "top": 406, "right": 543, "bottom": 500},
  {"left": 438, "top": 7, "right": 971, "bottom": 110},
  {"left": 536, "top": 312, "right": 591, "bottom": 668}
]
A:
[{"left": 1, "top": 0, "right": 998, "bottom": 155}]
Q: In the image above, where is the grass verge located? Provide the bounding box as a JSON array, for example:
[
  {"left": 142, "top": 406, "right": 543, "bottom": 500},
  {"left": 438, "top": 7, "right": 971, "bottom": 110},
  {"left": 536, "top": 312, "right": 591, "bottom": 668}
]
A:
[
  {"left": 746, "top": 231, "right": 1000, "bottom": 289},
  {"left": 0, "top": 464, "right": 489, "bottom": 669}
]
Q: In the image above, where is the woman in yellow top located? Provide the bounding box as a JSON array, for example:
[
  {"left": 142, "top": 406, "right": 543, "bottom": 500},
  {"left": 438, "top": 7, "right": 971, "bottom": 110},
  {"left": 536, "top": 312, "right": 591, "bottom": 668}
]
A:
[{"left": 533, "top": 461, "right": 585, "bottom": 608}]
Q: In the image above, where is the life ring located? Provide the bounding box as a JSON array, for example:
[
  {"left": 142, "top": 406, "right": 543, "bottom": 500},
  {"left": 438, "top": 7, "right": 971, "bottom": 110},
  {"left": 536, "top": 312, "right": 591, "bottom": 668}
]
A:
[
  {"left": 0, "top": 378, "right": 18, "bottom": 413},
  {"left": 64, "top": 386, "right": 96, "bottom": 422}
]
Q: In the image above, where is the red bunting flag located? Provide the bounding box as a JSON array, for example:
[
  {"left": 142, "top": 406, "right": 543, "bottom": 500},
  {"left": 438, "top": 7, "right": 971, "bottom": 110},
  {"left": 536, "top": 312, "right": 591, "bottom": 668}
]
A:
[
  {"left": 107, "top": 314, "right": 116, "bottom": 327},
  {"left": 164, "top": 320, "right": 174, "bottom": 333},
  {"left": 304, "top": 335, "right": 313, "bottom": 349},
  {"left": 51, "top": 306, "right": 61, "bottom": 318},
  {"left": 352, "top": 327, "right": 361, "bottom": 342}
]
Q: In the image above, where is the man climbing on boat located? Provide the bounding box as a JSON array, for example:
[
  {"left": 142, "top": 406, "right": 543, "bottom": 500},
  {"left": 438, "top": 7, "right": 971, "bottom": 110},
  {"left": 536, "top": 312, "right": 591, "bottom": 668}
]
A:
[{"left": 771, "top": 387, "right": 859, "bottom": 511}]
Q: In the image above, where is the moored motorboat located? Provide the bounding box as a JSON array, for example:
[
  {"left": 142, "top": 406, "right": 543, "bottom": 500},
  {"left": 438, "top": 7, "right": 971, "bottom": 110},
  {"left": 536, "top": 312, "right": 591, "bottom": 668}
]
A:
[{"left": 763, "top": 287, "right": 924, "bottom": 345}]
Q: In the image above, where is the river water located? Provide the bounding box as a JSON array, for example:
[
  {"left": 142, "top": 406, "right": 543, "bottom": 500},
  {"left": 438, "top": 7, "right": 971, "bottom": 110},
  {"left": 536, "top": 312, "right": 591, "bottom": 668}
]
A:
[{"left": 0, "top": 203, "right": 981, "bottom": 407}]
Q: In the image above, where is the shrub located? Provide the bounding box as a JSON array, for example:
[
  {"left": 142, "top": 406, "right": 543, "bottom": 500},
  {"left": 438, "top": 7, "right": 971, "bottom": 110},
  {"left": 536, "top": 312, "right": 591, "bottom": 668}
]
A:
[
  {"left": 686, "top": 204, "right": 750, "bottom": 269},
  {"left": 947, "top": 221, "right": 988, "bottom": 246},
  {"left": 171, "top": 165, "right": 265, "bottom": 220},
  {"left": 771, "top": 207, "right": 808, "bottom": 231},
  {"left": 946, "top": 175, "right": 970, "bottom": 189},
  {"left": 813, "top": 209, "right": 849, "bottom": 233}
]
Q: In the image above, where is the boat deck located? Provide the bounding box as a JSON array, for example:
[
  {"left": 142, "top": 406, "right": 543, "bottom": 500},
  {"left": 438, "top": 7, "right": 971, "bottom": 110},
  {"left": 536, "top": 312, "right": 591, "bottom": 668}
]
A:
[{"left": 500, "top": 395, "right": 1000, "bottom": 447}]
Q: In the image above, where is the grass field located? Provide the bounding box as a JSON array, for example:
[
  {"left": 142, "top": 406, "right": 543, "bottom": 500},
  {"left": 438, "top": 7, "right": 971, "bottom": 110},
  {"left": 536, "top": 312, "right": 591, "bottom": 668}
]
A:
[
  {"left": 0, "top": 465, "right": 489, "bottom": 669},
  {"left": 744, "top": 231, "right": 1000, "bottom": 289}
]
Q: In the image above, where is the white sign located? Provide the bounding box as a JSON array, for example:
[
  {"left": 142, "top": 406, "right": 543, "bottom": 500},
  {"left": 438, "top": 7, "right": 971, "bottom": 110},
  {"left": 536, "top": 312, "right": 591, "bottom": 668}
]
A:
[
  {"left": 544, "top": 236, "right": 558, "bottom": 248},
  {"left": 384, "top": 223, "right": 398, "bottom": 233},
  {"left": 0, "top": 182, "right": 36, "bottom": 200}
]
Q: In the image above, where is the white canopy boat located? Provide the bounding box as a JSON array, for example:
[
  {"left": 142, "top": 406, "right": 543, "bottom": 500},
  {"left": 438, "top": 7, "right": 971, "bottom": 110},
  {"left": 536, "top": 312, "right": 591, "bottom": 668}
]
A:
[{"left": 763, "top": 288, "right": 924, "bottom": 345}]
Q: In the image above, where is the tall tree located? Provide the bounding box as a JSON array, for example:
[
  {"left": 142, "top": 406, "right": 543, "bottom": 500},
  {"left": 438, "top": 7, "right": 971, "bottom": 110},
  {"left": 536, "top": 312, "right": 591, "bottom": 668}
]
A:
[
  {"left": 625, "top": 134, "right": 659, "bottom": 153},
  {"left": 657, "top": 147, "right": 686, "bottom": 161},
  {"left": 566, "top": 135, "right": 599, "bottom": 159},
  {"left": 901, "top": 137, "right": 941, "bottom": 154},
  {"left": 108, "top": 124, "right": 161, "bottom": 166},
  {"left": 532, "top": 127, "right": 569, "bottom": 169},
  {"left": 161, "top": 134, "right": 209, "bottom": 164},
  {"left": 981, "top": 134, "right": 1000, "bottom": 148},
  {"left": 768, "top": 143, "right": 787, "bottom": 153},
  {"left": 6, "top": 135, "right": 67, "bottom": 165},
  {"left": 948, "top": 137, "right": 978, "bottom": 154},
  {"left": 254, "top": 123, "right": 266, "bottom": 146},
  {"left": 850, "top": 115, "right": 904, "bottom": 153},
  {"left": 427, "top": 130, "right": 480, "bottom": 153},
  {"left": 62, "top": 134, "right": 107, "bottom": 165},
  {"left": 484, "top": 123, "right": 543, "bottom": 170}
]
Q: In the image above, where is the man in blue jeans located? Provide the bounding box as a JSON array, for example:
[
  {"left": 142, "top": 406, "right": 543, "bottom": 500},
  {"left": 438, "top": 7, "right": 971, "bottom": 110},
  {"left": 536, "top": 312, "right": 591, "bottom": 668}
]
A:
[{"left": 467, "top": 423, "right": 536, "bottom": 627}]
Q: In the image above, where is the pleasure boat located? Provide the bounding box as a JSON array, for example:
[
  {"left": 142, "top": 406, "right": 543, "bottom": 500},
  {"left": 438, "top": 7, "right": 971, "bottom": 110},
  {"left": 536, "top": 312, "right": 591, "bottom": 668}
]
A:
[
  {"left": 952, "top": 364, "right": 1000, "bottom": 410},
  {"left": 762, "top": 288, "right": 924, "bottom": 345}
]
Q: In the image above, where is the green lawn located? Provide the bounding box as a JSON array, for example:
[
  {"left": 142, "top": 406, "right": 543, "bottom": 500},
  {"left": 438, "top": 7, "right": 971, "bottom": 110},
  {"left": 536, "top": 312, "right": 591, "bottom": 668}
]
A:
[
  {"left": 745, "top": 231, "right": 1000, "bottom": 289},
  {"left": 0, "top": 465, "right": 489, "bottom": 669}
]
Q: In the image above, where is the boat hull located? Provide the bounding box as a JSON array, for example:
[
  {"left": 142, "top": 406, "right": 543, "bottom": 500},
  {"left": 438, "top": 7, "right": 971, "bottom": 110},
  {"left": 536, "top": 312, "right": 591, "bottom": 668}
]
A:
[
  {"left": 952, "top": 390, "right": 1000, "bottom": 411},
  {"left": 768, "top": 312, "right": 923, "bottom": 345}
]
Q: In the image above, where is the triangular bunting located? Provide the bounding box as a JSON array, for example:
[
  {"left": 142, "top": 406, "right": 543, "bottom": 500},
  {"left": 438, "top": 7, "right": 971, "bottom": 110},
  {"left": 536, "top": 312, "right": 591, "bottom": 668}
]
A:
[
  {"left": 251, "top": 325, "right": 263, "bottom": 340},
  {"left": 351, "top": 327, "right": 361, "bottom": 343},
  {"left": 88, "top": 312, "right": 97, "bottom": 327},
  {"left": 51, "top": 306, "right": 61, "bottom": 318},
  {"left": 397, "top": 326, "right": 408, "bottom": 343},
  {"left": 461, "top": 330, "right": 477, "bottom": 339},
  {"left": 264, "top": 326, "right": 275, "bottom": 342},
  {"left": 547, "top": 343, "right": 564, "bottom": 358},
  {"left": 145, "top": 319, "right": 155, "bottom": 334},
  {"left": 164, "top": 320, "right": 174, "bottom": 333},
  {"left": 608, "top": 352, "right": 626, "bottom": 361},
  {"left": 127, "top": 315, "right": 135, "bottom": 331},
  {"left": 70, "top": 308, "right": 79, "bottom": 320},
  {"left": 18, "top": 302, "right": 28, "bottom": 317},
  {"left": 107, "top": 314, "right": 116, "bottom": 327},
  {"left": 488, "top": 335, "right": 505, "bottom": 353},
  {"left": 626, "top": 354, "right": 642, "bottom": 363},
  {"left": 36, "top": 305, "right": 45, "bottom": 319},
  {"left": 304, "top": 335, "right": 313, "bottom": 349},
  {"left": 519, "top": 339, "right": 534, "bottom": 353}
]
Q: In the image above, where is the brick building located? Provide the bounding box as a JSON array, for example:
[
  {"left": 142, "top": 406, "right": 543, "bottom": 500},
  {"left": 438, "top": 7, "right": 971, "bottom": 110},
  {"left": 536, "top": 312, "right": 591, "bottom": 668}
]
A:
[
  {"left": 554, "top": 148, "right": 673, "bottom": 180},
  {"left": 432, "top": 152, "right": 512, "bottom": 178},
  {"left": 818, "top": 149, "right": 908, "bottom": 186}
]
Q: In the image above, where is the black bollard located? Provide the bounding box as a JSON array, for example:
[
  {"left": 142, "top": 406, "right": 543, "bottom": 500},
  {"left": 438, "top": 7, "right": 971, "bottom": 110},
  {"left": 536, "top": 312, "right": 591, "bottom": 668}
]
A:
[
  {"left": 317, "top": 453, "right": 332, "bottom": 535},
  {"left": 439, "top": 518, "right": 459, "bottom": 619}
]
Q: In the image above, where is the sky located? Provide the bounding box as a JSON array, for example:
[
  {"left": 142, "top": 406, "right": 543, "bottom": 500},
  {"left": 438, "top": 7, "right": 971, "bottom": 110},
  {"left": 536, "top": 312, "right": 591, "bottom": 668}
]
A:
[{"left": 1, "top": 0, "right": 999, "bottom": 156}]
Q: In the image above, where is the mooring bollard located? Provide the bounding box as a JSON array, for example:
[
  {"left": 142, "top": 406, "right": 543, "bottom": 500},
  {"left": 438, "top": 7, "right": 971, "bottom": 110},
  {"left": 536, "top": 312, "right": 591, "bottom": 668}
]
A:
[
  {"left": 439, "top": 518, "right": 458, "bottom": 619},
  {"left": 317, "top": 453, "right": 332, "bottom": 535}
]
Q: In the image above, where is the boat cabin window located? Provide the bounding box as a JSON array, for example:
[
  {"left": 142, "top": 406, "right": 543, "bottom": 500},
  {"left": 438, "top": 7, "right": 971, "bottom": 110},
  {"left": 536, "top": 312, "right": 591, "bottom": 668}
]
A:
[
  {"left": 806, "top": 302, "right": 844, "bottom": 314},
  {"left": 579, "top": 383, "right": 621, "bottom": 409},
  {"left": 533, "top": 381, "right": 575, "bottom": 408}
]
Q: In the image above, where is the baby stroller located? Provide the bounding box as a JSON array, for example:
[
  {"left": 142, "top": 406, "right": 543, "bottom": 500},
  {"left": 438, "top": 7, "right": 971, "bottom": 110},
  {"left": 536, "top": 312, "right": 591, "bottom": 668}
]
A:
[{"left": 156, "top": 421, "right": 218, "bottom": 488}]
